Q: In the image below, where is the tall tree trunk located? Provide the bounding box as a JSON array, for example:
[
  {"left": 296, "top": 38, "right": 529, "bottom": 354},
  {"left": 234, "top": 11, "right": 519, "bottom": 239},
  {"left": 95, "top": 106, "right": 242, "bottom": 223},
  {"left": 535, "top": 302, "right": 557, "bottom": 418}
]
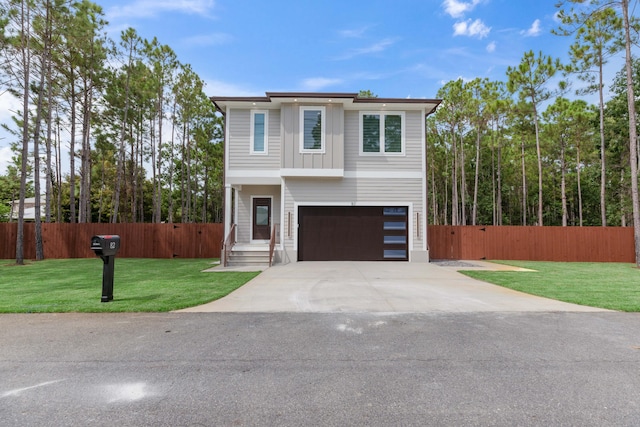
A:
[
  {"left": 521, "top": 137, "right": 527, "bottom": 226},
  {"left": 155, "top": 97, "right": 163, "bottom": 222},
  {"left": 491, "top": 134, "right": 496, "bottom": 225},
  {"left": 432, "top": 167, "right": 438, "bottom": 224},
  {"left": 150, "top": 116, "right": 157, "bottom": 222},
  {"left": 185, "top": 125, "right": 192, "bottom": 222},
  {"left": 497, "top": 122, "right": 503, "bottom": 226},
  {"left": 69, "top": 70, "right": 77, "bottom": 224},
  {"left": 577, "top": 142, "right": 583, "bottom": 227},
  {"left": 44, "top": 0, "right": 53, "bottom": 224},
  {"left": 460, "top": 132, "right": 466, "bottom": 225},
  {"left": 32, "top": 27, "right": 49, "bottom": 259},
  {"left": 451, "top": 130, "right": 458, "bottom": 226},
  {"left": 472, "top": 128, "right": 481, "bottom": 225},
  {"left": 533, "top": 105, "right": 543, "bottom": 226},
  {"left": 620, "top": 169, "right": 626, "bottom": 227},
  {"left": 622, "top": 0, "right": 640, "bottom": 265},
  {"left": 98, "top": 154, "right": 106, "bottom": 223},
  {"left": 131, "top": 123, "right": 137, "bottom": 222},
  {"left": 16, "top": 0, "right": 31, "bottom": 265},
  {"left": 598, "top": 59, "right": 607, "bottom": 226},
  {"left": 139, "top": 120, "right": 144, "bottom": 222},
  {"left": 444, "top": 149, "right": 449, "bottom": 225},
  {"left": 561, "top": 138, "right": 568, "bottom": 227},
  {"left": 56, "top": 111, "right": 62, "bottom": 223},
  {"left": 168, "top": 102, "right": 176, "bottom": 223},
  {"left": 79, "top": 78, "right": 92, "bottom": 223}
]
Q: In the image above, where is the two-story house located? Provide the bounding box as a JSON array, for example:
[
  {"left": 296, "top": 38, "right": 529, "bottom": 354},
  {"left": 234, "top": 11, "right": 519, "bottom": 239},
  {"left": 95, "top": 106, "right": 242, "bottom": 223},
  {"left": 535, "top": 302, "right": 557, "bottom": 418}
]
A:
[{"left": 211, "top": 92, "right": 441, "bottom": 266}]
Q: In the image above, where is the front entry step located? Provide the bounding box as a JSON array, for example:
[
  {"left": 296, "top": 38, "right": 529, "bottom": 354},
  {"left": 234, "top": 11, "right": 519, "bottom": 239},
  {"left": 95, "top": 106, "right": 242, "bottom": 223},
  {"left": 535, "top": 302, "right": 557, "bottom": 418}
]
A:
[{"left": 228, "top": 244, "right": 271, "bottom": 267}]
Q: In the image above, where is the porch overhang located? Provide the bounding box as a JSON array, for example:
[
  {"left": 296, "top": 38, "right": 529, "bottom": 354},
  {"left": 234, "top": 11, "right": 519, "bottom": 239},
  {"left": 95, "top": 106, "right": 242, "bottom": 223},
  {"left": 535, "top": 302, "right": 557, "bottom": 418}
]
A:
[{"left": 226, "top": 170, "right": 281, "bottom": 186}]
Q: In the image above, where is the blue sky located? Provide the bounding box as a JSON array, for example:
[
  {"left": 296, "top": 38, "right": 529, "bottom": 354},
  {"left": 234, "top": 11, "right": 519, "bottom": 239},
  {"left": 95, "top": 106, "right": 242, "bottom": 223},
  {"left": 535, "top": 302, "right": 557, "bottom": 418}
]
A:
[
  {"left": 102, "top": 0, "right": 576, "bottom": 98},
  {"left": 0, "top": 0, "right": 630, "bottom": 174}
]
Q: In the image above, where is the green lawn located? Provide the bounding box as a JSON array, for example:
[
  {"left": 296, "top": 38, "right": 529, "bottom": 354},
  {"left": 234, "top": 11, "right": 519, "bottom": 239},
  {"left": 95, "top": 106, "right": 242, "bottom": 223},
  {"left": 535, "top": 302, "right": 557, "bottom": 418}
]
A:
[
  {"left": 0, "top": 258, "right": 260, "bottom": 313},
  {"left": 460, "top": 261, "right": 640, "bottom": 312}
]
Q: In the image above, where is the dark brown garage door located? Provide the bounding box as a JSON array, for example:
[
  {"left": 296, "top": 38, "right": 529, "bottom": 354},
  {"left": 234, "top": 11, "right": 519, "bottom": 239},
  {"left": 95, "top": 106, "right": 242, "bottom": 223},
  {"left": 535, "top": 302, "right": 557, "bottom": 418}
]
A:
[{"left": 298, "top": 206, "right": 408, "bottom": 261}]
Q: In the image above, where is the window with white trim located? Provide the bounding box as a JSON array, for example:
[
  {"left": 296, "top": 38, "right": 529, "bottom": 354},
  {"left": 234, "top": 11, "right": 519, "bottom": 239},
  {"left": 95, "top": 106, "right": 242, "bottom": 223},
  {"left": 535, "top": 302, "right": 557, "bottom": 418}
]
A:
[
  {"left": 360, "top": 111, "right": 405, "bottom": 155},
  {"left": 250, "top": 111, "right": 268, "bottom": 154},
  {"left": 300, "top": 106, "right": 325, "bottom": 153}
]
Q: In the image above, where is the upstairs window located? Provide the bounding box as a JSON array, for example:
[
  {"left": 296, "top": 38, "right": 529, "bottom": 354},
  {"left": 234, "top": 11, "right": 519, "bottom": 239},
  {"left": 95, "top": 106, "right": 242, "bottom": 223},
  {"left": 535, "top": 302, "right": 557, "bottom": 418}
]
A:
[
  {"left": 360, "top": 112, "right": 404, "bottom": 155},
  {"left": 250, "top": 111, "right": 268, "bottom": 154},
  {"left": 300, "top": 106, "right": 325, "bottom": 153}
]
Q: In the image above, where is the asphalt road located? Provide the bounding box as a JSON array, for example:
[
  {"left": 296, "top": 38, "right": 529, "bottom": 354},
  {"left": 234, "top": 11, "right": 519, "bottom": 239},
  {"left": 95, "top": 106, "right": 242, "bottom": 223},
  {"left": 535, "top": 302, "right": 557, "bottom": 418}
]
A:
[{"left": 1, "top": 312, "right": 640, "bottom": 426}]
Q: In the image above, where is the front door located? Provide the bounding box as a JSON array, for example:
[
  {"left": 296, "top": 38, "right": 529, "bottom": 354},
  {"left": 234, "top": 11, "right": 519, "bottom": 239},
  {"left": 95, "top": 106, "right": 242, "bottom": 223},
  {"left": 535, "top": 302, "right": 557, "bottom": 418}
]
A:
[{"left": 252, "top": 197, "right": 271, "bottom": 241}]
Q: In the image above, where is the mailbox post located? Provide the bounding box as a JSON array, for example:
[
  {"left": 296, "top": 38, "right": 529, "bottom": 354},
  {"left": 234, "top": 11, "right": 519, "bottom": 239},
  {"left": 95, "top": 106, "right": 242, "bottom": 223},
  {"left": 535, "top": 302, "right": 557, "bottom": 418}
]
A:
[{"left": 90, "top": 235, "right": 121, "bottom": 302}]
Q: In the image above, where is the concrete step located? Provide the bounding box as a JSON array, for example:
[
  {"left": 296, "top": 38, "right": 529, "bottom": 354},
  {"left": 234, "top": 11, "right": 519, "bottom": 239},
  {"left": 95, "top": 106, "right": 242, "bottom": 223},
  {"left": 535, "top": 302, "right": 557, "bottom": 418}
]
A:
[
  {"left": 228, "top": 248, "right": 271, "bottom": 267},
  {"left": 230, "top": 251, "right": 270, "bottom": 258},
  {"left": 229, "top": 257, "right": 269, "bottom": 265},
  {"left": 227, "top": 261, "right": 270, "bottom": 267},
  {"left": 232, "top": 244, "right": 270, "bottom": 252}
]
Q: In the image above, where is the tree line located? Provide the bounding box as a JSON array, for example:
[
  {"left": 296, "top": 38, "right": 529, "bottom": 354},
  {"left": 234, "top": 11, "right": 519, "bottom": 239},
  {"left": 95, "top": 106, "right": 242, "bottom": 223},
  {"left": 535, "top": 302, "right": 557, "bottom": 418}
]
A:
[
  {"left": 0, "top": 0, "right": 223, "bottom": 264},
  {"left": 427, "top": 0, "right": 640, "bottom": 265}
]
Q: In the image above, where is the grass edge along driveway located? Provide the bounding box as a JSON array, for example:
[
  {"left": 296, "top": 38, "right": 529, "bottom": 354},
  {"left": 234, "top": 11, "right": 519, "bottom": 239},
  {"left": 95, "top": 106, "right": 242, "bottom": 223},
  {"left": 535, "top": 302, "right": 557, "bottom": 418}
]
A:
[
  {"left": 0, "top": 258, "right": 260, "bottom": 313},
  {"left": 460, "top": 261, "right": 640, "bottom": 312}
]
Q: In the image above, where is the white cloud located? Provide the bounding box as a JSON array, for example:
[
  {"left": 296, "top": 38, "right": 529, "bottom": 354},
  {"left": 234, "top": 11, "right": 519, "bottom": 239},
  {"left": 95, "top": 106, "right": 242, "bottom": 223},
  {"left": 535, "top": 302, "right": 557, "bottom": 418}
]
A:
[
  {"left": 338, "top": 26, "right": 371, "bottom": 38},
  {"left": 486, "top": 41, "right": 496, "bottom": 53},
  {"left": 300, "top": 77, "right": 344, "bottom": 91},
  {"left": 0, "top": 92, "right": 21, "bottom": 123},
  {"left": 106, "top": 0, "right": 215, "bottom": 20},
  {"left": 0, "top": 145, "right": 12, "bottom": 175},
  {"left": 0, "top": 93, "right": 21, "bottom": 174},
  {"left": 453, "top": 19, "right": 491, "bottom": 39},
  {"left": 442, "top": 0, "right": 482, "bottom": 18},
  {"left": 182, "top": 33, "right": 232, "bottom": 47},
  {"left": 522, "top": 19, "right": 542, "bottom": 37},
  {"left": 334, "top": 38, "right": 398, "bottom": 60}
]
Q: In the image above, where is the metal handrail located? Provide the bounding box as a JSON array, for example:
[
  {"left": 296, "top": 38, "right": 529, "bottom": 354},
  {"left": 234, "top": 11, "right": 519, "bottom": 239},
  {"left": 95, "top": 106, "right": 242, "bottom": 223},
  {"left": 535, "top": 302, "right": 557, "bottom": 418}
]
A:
[{"left": 221, "top": 224, "right": 236, "bottom": 267}]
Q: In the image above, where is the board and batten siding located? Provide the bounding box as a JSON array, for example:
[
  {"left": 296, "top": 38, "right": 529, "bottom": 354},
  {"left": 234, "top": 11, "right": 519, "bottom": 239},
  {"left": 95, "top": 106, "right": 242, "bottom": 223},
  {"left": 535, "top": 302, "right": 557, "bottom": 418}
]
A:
[
  {"left": 227, "top": 109, "right": 281, "bottom": 170},
  {"left": 344, "top": 110, "right": 424, "bottom": 171},
  {"left": 281, "top": 177, "right": 425, "bottom": 256},
  {"left": 236, "top": 185, "right": 281, "bottom": 243},
  {"left": 281, "top": 103, "right": 344, "bottom": 171}
]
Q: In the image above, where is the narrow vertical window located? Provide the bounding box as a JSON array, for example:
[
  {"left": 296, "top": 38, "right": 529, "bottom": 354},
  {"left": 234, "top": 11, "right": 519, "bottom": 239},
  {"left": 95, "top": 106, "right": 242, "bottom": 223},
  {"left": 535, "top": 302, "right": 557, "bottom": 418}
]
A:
[
  {"left": 300, "top": 106, "right": 325, "bottom": 152},
  {"left": 384, "top": 114, "right": 402, "bottom": 153},
  {"left": 362, "top": 114, "right": 380, "bottom": 153},
  {"left": 250, "top": 111, "right": 268, "bottom": 154}
]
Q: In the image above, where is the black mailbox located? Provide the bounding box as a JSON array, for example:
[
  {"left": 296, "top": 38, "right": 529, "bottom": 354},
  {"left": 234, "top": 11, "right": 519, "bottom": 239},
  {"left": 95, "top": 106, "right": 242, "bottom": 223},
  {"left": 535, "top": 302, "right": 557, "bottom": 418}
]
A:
[
  {"left": 91, "top": 235, "right": 121, "bottom": 302},
  {"left": 91, "top": 235, "right": 120, "bottom": 257}
]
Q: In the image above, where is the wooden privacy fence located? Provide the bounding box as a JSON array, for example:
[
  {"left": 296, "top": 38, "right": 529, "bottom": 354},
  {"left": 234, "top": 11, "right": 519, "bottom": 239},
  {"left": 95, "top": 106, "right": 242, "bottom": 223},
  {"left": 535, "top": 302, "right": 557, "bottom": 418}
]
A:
[
  {"left": 0, "top": 223, "right": 224, "bottom": 259},
  {"left": 428, "top": 225, "right": 635, "bottom": 263}
]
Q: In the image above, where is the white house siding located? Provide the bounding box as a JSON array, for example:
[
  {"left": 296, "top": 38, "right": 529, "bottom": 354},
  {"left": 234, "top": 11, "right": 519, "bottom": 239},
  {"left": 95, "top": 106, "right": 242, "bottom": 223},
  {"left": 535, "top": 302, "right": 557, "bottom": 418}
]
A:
[
  {"left": 281, "top": 103, "right": 344, "bottom": 171},
  {"left": 344, "top": 110, "right": 423, "bottom": 171},
  {"left": 227, "top": 108, "right": 281, "bottom": 170},
  {"left": 281, "top": 177, "right": 426, "bottom": 261},
  {"left": 236, "top": 185, "right": 281, "bottom": 243}
]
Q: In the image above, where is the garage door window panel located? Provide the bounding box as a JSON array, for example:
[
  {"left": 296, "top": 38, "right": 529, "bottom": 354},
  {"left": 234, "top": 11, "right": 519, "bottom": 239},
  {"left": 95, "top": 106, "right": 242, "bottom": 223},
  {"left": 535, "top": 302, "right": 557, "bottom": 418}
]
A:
[
  {"left": 384, "top": 249, "right": 407, "bottom": 259},
  {"left": 384, "top": 221, "right": 406, "bottom": 230},
  {"left": 384, "top": 235, "right": 407, "bottom": 244}
]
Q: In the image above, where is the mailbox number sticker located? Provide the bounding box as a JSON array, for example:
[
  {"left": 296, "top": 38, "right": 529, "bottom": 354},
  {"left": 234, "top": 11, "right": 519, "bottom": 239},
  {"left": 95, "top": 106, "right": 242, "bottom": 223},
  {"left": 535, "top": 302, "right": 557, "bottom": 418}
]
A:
[{"left": 109, "top": 242, "right": 116, "bottom": 249}]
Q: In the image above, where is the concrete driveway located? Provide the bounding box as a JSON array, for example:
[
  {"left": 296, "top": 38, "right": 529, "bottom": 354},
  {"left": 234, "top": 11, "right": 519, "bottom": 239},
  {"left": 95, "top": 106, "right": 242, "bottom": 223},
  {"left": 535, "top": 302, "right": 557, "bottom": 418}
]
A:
[{"left": 178, "top": 261, "right": 608, "bottom": 313}]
